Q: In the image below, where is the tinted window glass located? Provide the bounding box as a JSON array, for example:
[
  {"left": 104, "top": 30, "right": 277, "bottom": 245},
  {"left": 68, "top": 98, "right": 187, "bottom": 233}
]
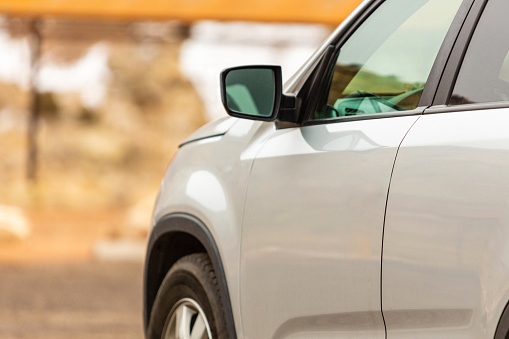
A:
[
  {"left": 450, "top": 0, "right": 509, "bottom": 106},
  {"left": 313, "top": 0, "right": 462, "bottom": 120}
]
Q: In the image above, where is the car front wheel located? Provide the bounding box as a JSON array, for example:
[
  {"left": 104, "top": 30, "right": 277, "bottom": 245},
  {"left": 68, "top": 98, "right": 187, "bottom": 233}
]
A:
[{"left": 147, "top": 253, "right": 229, "bottom": 339}]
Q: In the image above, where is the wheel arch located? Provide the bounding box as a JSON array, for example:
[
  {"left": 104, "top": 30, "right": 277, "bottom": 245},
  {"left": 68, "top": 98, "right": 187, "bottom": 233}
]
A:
[{"left": 143, "top": 213, "right": 237, "bottom": 338}]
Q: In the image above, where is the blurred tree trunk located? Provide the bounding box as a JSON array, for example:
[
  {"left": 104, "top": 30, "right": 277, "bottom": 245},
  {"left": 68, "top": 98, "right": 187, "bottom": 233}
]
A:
[{"left": 27, "top": 19, "right": 41, "bottom": 181}]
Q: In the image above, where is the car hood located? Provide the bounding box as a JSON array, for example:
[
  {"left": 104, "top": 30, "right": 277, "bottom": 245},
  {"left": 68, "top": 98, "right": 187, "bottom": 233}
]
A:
[{"left": 179, "top": 116, "right": 238, "bottom": 148}]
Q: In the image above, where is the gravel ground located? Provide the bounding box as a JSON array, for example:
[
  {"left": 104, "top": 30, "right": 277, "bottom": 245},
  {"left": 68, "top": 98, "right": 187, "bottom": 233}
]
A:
[{"left": 0, "top": 261, "right": 144, "bottom": 339}]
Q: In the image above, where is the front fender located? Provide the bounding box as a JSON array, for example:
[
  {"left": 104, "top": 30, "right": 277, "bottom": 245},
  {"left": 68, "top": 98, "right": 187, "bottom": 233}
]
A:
[{"left": 146, "top": 118, "right": 274, "bottom": 338}]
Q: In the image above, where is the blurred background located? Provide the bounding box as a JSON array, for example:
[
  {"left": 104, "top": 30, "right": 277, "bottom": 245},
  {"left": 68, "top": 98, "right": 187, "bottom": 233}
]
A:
[{"left": 0, "top": 0, "right": 361, "bottom": 338}]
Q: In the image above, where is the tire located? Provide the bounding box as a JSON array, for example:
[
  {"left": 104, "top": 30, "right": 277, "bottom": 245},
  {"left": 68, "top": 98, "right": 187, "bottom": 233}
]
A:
[{"left": 147, "top": 253, "right": 230, "bottom": 339}]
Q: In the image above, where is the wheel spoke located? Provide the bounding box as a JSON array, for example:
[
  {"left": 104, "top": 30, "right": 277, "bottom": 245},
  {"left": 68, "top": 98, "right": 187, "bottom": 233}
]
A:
[
  {"left": 190, "top": 315, "right": 208, "bottom": 339},
  {"left": 173, "top": 306, "right": 183, "bottom": 339},
  {"left": 177, "top": 305, "right": 196, "bottom": 339},
  {"left": 163, "top": 298, "right": 212, "bottom": 339}
]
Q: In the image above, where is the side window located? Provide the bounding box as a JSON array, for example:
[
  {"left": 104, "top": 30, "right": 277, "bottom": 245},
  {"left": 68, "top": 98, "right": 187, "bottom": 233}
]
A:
[
  {"left": 450, "top": 0, "right": 509, "bottom": 106},
  {"left": 313, "top": 0, "right": 462, "bottom": 120}
]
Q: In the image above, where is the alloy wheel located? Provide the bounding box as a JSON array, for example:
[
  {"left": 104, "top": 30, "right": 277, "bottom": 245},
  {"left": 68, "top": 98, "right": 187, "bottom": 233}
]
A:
[{"left": 162, "top": 298, "right": 212, "bottom": 339}]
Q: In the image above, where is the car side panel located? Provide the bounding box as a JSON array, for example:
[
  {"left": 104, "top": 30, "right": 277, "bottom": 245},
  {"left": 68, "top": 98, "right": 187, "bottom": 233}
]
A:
[
  {"left": 151, "top": 119, "right": 275, "bottom": 338},
  {"left": 383, "top": 109, "right": 509, "bottom": 338}
]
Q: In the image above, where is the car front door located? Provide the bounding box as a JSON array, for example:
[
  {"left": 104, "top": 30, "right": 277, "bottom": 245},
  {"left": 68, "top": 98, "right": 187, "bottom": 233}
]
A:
[{"left": 239, "top": 0, "right": 464, "bottom": 338}]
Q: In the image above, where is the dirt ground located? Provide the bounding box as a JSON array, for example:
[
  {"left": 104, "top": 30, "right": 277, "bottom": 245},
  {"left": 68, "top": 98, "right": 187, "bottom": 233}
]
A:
[
  {"left": 0, "top": 209, "right": 146, "bottom": 339},
  {"left": 0, "top": 261, "right": 144, "bottom": 339}
]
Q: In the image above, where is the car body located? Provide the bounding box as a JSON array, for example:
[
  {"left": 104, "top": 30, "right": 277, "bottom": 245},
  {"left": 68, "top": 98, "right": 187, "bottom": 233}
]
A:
[{"left": 144, "top": 0, "right": 509, "bottom": 338}]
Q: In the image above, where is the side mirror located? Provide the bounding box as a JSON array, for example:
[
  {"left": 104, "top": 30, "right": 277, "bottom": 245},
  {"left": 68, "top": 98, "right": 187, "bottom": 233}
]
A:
[{"left": 220, "top": 65, "right": 282, "bottom": 121}]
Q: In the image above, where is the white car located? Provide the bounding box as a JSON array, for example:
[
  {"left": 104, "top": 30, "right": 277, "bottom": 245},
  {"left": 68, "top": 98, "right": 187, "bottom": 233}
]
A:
[{"left": 144, "top": 0, "right": 509, "bottom": 338}]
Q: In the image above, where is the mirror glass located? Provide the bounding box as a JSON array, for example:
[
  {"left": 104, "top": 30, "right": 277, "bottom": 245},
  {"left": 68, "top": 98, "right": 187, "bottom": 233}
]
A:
[{"left": 225, "top": 68, "right": 276, "bottom": 118}]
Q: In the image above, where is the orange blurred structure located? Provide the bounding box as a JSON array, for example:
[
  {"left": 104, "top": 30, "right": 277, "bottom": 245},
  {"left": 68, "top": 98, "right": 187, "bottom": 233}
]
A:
[{"left": 0, "top": 0, "right": 363, "bottom": 25}]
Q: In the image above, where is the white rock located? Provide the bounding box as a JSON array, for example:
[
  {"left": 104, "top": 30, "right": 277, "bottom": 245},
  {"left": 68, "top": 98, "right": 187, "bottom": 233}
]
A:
[
  {"left": 0, "top": 205, "right": 31, "bottom": 240},
  {"left": 93, "top": 239, "right": 146, "bottom": 262}
]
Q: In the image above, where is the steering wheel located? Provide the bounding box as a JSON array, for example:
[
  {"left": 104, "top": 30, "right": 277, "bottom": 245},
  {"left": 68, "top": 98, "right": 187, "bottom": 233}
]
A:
[{"left": 333, "top": 89, "right": 425, "bottom": 117}]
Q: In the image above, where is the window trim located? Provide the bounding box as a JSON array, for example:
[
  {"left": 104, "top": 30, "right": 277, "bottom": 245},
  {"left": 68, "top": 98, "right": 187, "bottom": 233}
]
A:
[
  {"left": 419, "top": 0, "right": 476, "bottom": 105},
  {"left": 302, "top": 107, "right": 426, "bottom": 126},
  {"left": 433, "top": 0, "right": 489, "bottom": 106},
  {"left": 424, "top": 101, "right": 509, "bottom": 115},
  {"left": 293, "top": 0, "right": 475, "bottom": 128}
]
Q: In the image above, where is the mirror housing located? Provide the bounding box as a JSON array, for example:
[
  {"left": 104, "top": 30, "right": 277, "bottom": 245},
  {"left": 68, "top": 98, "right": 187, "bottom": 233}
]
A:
[{"left": 220, "top": 65, "right": 283, "bottom": 121}]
